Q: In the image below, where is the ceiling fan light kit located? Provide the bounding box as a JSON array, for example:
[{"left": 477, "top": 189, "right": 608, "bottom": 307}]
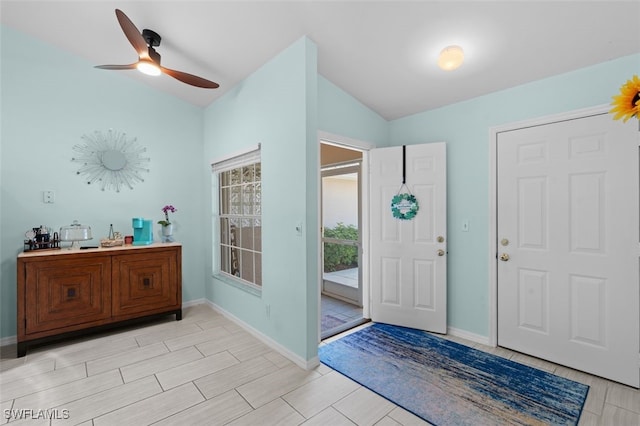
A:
[
  {"left": 137, "top": 60, "right": 161, "bottom": 76},
  {"left": 95, "top": 9, "right": 219, "bottom": 89},
  {"left": 438, "top": 45, "right": 464, "bottom": 71}
]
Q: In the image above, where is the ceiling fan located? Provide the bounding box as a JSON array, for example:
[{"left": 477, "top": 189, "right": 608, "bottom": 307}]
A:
[{"left": 95, "top": 9, "right": 219, "bottom": 89}]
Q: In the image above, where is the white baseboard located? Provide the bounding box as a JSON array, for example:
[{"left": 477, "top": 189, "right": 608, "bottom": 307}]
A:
[
  {"left": 0, "top": 335, "right": 16, "bottom": 347},
  {"left": 205, "top": 300, "right": 319, "bottom": 370},
  {"left": 182, "top": 298, "right": 207, "bottom": 308},
  {"left": 447, "top": 326, "right": 490, "bottom": 346}
]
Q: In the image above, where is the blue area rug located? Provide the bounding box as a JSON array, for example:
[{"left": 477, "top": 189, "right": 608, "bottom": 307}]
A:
[{"left": 319, "top": 323, "right": 589, "bottom": 425}]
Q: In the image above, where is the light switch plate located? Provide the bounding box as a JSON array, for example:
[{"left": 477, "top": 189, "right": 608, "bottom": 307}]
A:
[{"left": 43, "top": 190, "right": 55, "bottom": 204}]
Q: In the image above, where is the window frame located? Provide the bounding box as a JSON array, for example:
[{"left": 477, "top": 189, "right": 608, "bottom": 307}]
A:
[{"left": 212, "top": 145, "right": 262, "bottom": 293}]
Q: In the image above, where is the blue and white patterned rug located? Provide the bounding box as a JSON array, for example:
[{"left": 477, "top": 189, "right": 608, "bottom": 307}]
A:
[{"left": 319, "top": 323, "right": 589, "bottom": 426}]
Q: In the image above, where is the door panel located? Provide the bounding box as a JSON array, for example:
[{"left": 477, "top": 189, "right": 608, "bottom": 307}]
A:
[
  {"left": 497, "top": 113, "right": 639, "bottom": 387},
  {"left": 370, "top": 143, "right": 447, "bottom": 333},
  {"left": 112, "top": 250, "right": 178, "bottom": 317},
  {"left": 25, "top": 257, "right": 111, "bottom": 334}
]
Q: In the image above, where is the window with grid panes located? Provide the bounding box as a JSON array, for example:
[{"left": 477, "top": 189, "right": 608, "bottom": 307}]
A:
[{"left": 218, "top": 161, "right": 262, "bottom": 287}]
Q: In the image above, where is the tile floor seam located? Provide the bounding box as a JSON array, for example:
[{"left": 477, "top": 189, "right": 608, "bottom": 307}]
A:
[
  {"left": 4, "top": 400, "right": 15, "bottom": 424},
  {"left": 606, "top": 402, "right": 638, "bottom": 416},
  {"left": 117, "top": 366, "right": 126, "bottom": 386},
  {"left": 280, "top": 394, "right": 309, "bottom": 421},
  {"left": 191, "top": 379, "right": 209, "bottom": 401},
  {"left": 30, "top": 382, "right": 118, "bottom": 414},
  {"left": 144, "top": 394, "right": 201, "bottom": 426},
  {"left": 1, "top": 365, "right": 88, "bottom": 404},
  {"left": 90, "top": 386, "right": 164, "bottom": 425},
  {"left": 84, "top": 379, "right": 164, "bottom": 423},
  {"left": 152, "top": 373, "right": 167, "bottom": 394},
  {"left": 225, "top": 349, "right": 243, "bottom": 364},
  {"left": 330, "top": 386, "right": 369, "bottom": 423},
  {"left": 231, "top": 388, "right": 254, "bottom": 414},
  {"left": 606, "top": 398, "right": 640, "bottom": 414}
]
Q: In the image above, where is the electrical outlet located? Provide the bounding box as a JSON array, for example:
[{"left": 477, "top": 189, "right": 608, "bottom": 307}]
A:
[
  {"left": 265, "top": 304, "right": 271, "bottom": 318},
  {"left": 43, "top": 191, "right": 55, "bottom": 204}
]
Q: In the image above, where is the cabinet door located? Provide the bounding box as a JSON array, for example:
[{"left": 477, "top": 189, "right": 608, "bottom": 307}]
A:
[
  {"left": 112, "top": 249, "right": 179, "bottom": 318},
  {"left": 25, "top": 256, "right": 112, "bottom": 335}
]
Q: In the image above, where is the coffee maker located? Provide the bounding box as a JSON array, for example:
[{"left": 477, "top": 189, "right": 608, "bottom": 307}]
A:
[{"left": 132, "top": 217, "right": 153, "bottom": 245}]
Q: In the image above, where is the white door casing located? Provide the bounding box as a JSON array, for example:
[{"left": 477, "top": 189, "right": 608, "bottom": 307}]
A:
[
  {"left": 496, "top": 112, "right": 639, "bottom": 387},
  {"left": 370, "top": 143, "right": 447, "bottom": 333}
]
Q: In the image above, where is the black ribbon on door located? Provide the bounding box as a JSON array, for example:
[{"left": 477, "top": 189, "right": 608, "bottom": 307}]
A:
[
  {"left": 391, "top": 145, "right": 419, "bottom": 220},
  {"left": 402, "top": 145, "right": 406, "bottom": 184}
]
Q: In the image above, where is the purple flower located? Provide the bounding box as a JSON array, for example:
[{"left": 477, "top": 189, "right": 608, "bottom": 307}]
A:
[{"left": 158, "top": 205, "right": 177, "bottom": 226}]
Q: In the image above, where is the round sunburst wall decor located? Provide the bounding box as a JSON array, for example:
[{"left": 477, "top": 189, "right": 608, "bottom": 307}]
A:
[{"left": 72, "top": 129, "right": 150, "bottom": 192}]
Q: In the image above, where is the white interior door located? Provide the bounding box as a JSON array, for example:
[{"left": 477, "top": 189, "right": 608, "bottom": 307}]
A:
[
  {"left": 497, "top": 113, "right": 639, "bottom": 387},
  {"left": 370, "top": 143, "right": 447, "bottom": 333}
]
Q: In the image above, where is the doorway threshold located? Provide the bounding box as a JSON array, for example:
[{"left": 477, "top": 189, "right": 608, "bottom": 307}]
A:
[{"left": 321, "top": 317, "right": 370, "bottom": 340}]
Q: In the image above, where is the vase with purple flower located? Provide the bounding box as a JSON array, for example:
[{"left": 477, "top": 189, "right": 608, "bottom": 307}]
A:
[{"left": 158, "top": 204, "right": 177, "bottom": 242}]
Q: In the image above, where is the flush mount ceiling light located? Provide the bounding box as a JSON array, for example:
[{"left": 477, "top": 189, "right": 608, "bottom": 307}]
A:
[{"left": 438, "top": 45, "right": 464, "bottom": 71}]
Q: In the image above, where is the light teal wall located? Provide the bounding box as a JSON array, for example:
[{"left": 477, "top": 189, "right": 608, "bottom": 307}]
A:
[
  {"left": 389, "top": 53, "right": 640, "bottom": 337},
  {"left": 318, "top": 76, "right": 389, "bottom": 146},
  {"left": 202, "top": 37, "right": 319, "bottom": 361},
  {"left": 0, "top": 27, "right": 206, "bottom": 339},
  {"left": 2, "top": 21, "right": 635, "bottom": 361}
]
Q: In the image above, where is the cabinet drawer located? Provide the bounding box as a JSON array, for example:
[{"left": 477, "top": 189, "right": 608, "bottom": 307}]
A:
[
  {"left": 25, "top": 257, "right": 112, "bottom": 334},
  {"left": 112, "top": 250, "right": 179, "bottom": 317}
]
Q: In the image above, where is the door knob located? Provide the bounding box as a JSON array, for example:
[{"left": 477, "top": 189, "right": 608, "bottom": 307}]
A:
[
  {"left": 437, "top": 249, "right": 445, "bottom": 256},
  {"left": 500, "top": 253, "right": 510, "bottom": 261}
]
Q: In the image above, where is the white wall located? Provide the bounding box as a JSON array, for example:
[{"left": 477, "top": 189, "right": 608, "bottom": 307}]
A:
[{"left": 322, "top": 175, "right": 358, "bottom": 229}]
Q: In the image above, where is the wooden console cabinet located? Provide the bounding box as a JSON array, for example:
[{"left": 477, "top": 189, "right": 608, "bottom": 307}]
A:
[{"left": 17, "top": 243, "right": 182, "bottom": 357}]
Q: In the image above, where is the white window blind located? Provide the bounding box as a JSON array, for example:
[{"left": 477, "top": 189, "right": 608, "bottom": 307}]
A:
[{"left": 211, "top": 144, "right": 261, "bottom": 173}]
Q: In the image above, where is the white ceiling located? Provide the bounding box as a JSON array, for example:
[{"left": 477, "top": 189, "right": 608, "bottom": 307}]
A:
[{"left": 2, "top": 1, "right": 639, "bottom": 120}]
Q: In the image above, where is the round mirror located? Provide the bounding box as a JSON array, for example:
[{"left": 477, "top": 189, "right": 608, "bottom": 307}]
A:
[
  {"left": 72, "top": 130, "right": 150, "bottom": 192},
  {"left": 102, "top": 150, "right": 127, "bottom": 171}
]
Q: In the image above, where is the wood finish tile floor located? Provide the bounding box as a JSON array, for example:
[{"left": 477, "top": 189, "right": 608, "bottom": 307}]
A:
[{"left": 0, "top": 304, "right": 638, "bottom": 425}]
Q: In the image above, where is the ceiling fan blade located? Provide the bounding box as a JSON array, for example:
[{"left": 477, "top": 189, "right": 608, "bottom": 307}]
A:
[
  {"left": 115, "top": 9, "right": 149, "bottom": 59},
  {"left": 95, "top": 63, "right": 138, "bottom": 70},
  {"left": 161, "top": 67, "right": 219, "bottom": 89}
]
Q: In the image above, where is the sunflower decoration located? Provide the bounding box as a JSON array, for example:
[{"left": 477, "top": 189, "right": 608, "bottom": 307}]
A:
[{"left": 610, "top": 75, "right": 640, "bottom": 122}]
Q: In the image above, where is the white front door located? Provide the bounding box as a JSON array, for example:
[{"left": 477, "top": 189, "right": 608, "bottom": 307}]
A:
[
  {"left": 497, "top": 113, "right": 639, "bottom": 387},
  {"left": 370, "top": 143, "right": 447, "bottom": 333}
]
